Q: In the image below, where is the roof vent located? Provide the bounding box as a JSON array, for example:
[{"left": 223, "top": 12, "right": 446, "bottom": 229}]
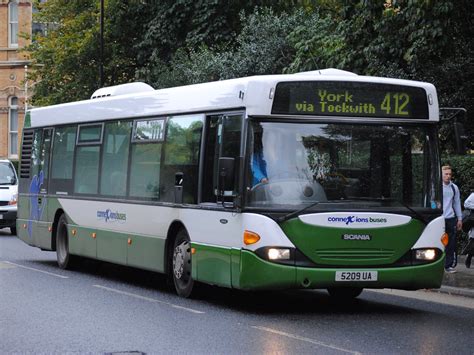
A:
[
  {"left": 91, "top": 82, "right": 154, "bottom": 99},
  {"left": 296, "top": 68, "right": 357, "bottom": 76}
]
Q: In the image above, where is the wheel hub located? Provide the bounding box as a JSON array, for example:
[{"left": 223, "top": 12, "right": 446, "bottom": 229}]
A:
[{"left": 173, "top": 241, "right": 190, "bottom": 280}]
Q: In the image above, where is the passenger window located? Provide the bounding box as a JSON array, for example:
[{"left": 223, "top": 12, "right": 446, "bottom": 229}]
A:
[
  {"left": 77, "top": 124, "right": 103, "bottom": 144},
  {"left": 30, "top": 129, "right": 43, "bottom": 181},
  {"left": 129, "top": 143, "right": 162, "bottom": 199},
  {"left": 100, "top": 121, "right": 132, "bottom": 197},
  {"left": 74, "top": 146, "right": 100, "bottom": 194},
  {"left": 160, "top": 114, "right": 204, "bottom": 203},
  {"left": 132, "top": 118, "right": 165, "bottom": 142},
  {"left": 50, "top": 126, "right": 76, "bottom": 194}
]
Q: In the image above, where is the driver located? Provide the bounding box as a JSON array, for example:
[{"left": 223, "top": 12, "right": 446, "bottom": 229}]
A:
[{"left": 252, "top": 132, "right": 268, "bottom": 186}]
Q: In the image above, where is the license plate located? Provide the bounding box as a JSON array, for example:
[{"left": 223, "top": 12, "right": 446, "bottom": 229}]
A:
[
  {"left": 335, "top": 271, "right": 378, "bottom": 282},
  {"left": 0, "top": 215, "right": 3, "bottom": 219}
]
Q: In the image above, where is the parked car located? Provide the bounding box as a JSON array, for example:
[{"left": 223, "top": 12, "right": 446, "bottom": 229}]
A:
[{"left": 0, "top": 159, "right": 18, "bottom": 235}]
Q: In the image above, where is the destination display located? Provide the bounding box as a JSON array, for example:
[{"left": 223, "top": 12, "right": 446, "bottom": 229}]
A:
[{"left": 271, "top": 81, "right": 429, "bottom": 119}]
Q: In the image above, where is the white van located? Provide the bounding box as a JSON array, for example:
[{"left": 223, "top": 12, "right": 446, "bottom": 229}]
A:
[{"left": 0, "top": 159, "right": 18, "bottom": 235}]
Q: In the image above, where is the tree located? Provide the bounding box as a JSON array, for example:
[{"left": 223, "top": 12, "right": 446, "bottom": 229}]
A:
[
  {"left": 139, "top": 8, "right": 304, "bottom": 88},
  {"left": 26, "top": 0, "right": 147, "bottom": 106}
]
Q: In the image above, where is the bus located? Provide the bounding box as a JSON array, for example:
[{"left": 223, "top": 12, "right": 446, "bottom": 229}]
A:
[{"left": 17, "top": 69, "right": 447, "bottom": 299}]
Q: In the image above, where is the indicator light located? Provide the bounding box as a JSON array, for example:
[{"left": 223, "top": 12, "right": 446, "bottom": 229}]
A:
[
  {"left": 244, "top": 230, "right": 260, "bottom": 245},
  {"left": 441, "top": 233, "right": 449, "bottom": 247}
]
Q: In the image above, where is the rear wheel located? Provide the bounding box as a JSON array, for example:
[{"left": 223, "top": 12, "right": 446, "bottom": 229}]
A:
[
  {"left": 56, "top": 214, "right": 77, "bottom": 269},
  {"left": 172, "top": 229, "right": 194, "bottom": 297},
  {"left": 327, "top": 287, "right": 363, "bottom": 300}
]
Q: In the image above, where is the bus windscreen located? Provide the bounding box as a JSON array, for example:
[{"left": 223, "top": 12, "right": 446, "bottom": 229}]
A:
[{"left": 271, "top": 81, "right": 429, "bottom": 119}]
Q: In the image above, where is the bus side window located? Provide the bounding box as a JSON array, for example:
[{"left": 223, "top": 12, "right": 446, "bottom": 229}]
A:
[
  {"left": 30, "top": 129, "right": 43, "bottom": 182},
  {"left": 50, "top": 126, "right": 77, "bottom": 194},
  {"left": 160, "top": 114, "right": 204, "bottom": 204},
  {"left": 129, "top": 118, "right": 164, "bottom": 200},
  {"left": 100, "top": 120, "right": 132, "bottom": 197},
  {"left": 73, "top": 124, "right": 103, "bottom": 195}
]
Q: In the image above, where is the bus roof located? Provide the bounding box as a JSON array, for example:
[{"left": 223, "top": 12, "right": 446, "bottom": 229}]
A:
[{"left": 27, "top": 69, "right": 439, "bottom": 128}]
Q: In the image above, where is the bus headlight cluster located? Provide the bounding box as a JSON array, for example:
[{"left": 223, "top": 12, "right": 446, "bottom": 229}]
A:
[
  {"left": 268, "top": 248, "right": 291, "bottom": 261},
  {"left": 415, "top": 249, "right": 437, "bottom": 261}
]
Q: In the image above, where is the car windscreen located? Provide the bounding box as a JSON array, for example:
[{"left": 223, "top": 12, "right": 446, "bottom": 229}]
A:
[{"left": 0, "top": 163, "right": 16, "bottom": 185}]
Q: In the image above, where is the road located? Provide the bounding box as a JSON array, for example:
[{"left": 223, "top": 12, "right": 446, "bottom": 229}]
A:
[{"left": 1, "top": 229, "right": 473, "bottom": 354}]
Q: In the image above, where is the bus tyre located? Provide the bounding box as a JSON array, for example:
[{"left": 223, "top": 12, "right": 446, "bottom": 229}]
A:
[
  {"left": 10, "top": 226, "right": 16, "bottom": 235},
  {"left": 56, "top": 214, "right": 77, "bottom": 270},
  {"left": 172, "top": 229, "right": 194, "bottom": 298},
  {"left": 327, "top": 287, "right": 363, "bottom": 300}
]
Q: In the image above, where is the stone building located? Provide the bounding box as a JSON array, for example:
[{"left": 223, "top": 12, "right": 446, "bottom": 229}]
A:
[{"left": 0, "top": 0, "right": 31, "bottom": 162}]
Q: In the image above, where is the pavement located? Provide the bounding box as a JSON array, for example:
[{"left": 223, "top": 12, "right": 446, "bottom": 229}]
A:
[{"left": 432, "top": 255, "right": 474, "bottom": 298}]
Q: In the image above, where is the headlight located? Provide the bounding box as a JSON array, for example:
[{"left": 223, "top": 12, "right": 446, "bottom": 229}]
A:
[
  {"left": 8, "top": 195, "right": 17, "bottom": 206},
  {"left": 415, "top": 249, "right": 437, "bottom": 261},
  {"left": 268, "top": 248, "right": 291, "bottom": 260}
]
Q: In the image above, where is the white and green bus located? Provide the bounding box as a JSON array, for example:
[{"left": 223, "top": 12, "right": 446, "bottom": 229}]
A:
[{"left": 17, "top": 69, "right": 447, "bottom": 298}]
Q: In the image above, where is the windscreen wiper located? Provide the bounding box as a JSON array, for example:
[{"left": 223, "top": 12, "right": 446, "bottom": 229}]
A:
[
  {"left": 277, "top": 201, "right": 320, "bottom": 223},
  {"left": 341, "top": 197, "right": 428, "bottom": 224}
]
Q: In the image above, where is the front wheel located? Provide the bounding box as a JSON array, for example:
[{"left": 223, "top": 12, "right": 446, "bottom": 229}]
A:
[
  {"left": 172, "top": 229, "right": 194, "bottom": 297},
  {"left": 327, "top": 287, "right": 363, "bottom": 300},
  {"left": 10, "top": 226, "right": 17, "bottom": 235},
  {"left": 56, "top": 214, "right": 77, "bottom": 269}
]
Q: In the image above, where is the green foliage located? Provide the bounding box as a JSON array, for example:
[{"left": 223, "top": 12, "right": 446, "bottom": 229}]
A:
[
  {"left": 442, "top": 155, "right": 474, "bottom": 201},
  {"left": 27, "top": 0, "right": 147, "bottom": 106},
  {"left": 285, "top": 11, "right": 345, "bottom": 73},
  {"left": 139, "top": 8, "right": 303, "bottom": 88}
]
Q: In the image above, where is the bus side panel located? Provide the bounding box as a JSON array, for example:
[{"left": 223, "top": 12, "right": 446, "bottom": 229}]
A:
[
  {"left": 97, "top": 229, "right": 127, "bottom": 264},
  {"left": 68, "top": 223, "right": 97, "bottom": 259},
  {"left": 238, "top": 250, "right": 296, "bottom": 290},
  {"left": 127, "top": 234, "right": 165, "bottom": 272},
  {"left": 17, "top": 195, "right": 33, "bottom": 246},
  {"left": 58, "top": 199, "right": 173, "bottom": 270},
  {"left": 191, "top": 243, "right": 232, "bottom": 287}
]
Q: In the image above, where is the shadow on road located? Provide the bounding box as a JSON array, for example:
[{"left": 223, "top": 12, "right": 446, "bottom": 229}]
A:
[{"left": 25, "top": 254, "right": 424, "bottom": 317}]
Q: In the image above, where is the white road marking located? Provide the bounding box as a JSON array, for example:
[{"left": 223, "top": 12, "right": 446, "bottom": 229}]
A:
[
  {"left": 2, "top": 261, "right": 69, "bottom": 279},
  {"left": 252, "top": 326, "right": 361, "bottom": 354},
  {"left": 93, "top": 284, "right": 204, "bottom": 314},
  {"left": 367, "top": 288, "right": 474, "bottom": 309},
  {"left": 0, "top": 261, "right": 16, "bottom": 269}
]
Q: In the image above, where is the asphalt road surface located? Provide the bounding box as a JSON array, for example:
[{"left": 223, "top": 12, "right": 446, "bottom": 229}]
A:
[{"left": 1, "top": 229, "right": 473, "bottom": 354}]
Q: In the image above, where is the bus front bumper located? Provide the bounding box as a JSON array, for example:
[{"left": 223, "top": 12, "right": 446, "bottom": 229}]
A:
[{"left": 236, "top": 249, "right": 445, "bottom": 291}]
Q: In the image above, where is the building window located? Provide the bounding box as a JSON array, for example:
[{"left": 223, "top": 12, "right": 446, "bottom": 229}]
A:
[
  {"left": 8, "top": 1, "right": 19, "bottom": 47},
  {"left": 9, "top": 97, "right": 19, "bottom": 158}
]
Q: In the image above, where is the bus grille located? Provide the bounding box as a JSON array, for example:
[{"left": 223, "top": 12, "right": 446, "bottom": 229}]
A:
[
  {"left": 315, "top": 249, "right": 394, "bottom": 262},
  {"left": 20, "top": 130, "right": 34, "bottom": 179}
]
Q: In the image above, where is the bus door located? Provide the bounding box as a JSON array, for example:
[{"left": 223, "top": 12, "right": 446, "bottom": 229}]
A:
[
  {"left": 197, "top": 113, "right": 243, "bottom": 287},
  {"left": 30, "top": 128, "right": 53, "bottom": 249},
  {"left": 201, "top": 113, "right": 243, "bottom": 203}
]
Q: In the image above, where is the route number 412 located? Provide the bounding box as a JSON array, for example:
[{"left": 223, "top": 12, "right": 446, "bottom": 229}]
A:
[{"left": 381, "top": 93, "right": 409, "bottom": 115}]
